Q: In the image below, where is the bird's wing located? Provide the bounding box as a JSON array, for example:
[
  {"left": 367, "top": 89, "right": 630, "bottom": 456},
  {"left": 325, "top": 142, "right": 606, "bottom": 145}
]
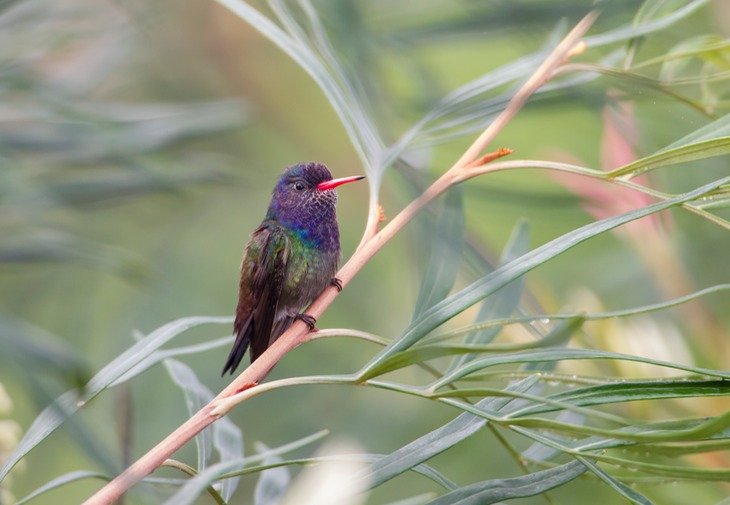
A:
[
  {"left": 248, "top": 225, "right": 290, "bottom": 361},
  {"left": 222, "top": 224, "right": 290, "bottom": 375}
]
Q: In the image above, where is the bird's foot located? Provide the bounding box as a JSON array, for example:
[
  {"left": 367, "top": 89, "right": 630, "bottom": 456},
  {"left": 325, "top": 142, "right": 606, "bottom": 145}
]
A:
[
  {"left": 295, "top": 313, "right": 317, "bottom": 330},
  {"left": 330, "top": 277, "right": 343, "bottom": 292}
]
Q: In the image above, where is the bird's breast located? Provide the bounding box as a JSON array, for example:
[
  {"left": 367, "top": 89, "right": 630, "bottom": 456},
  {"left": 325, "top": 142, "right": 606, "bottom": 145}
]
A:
[{"left": 280, "top": 235, "right": 339, "bottom": 307}]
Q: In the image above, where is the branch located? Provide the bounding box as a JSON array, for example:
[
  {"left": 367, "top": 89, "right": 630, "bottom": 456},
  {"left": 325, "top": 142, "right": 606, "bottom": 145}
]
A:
[{"left": 82, "top": 10, "right": 598, "bottom": 505}]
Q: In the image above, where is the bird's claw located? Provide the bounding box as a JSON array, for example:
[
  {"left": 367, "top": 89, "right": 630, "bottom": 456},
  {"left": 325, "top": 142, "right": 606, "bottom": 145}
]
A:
[
  {"left": 295, "top": 313, "right": 317, "bottom": 330},
  {"left": 330, "top": 277, "right": 343, "bottom": 292}
]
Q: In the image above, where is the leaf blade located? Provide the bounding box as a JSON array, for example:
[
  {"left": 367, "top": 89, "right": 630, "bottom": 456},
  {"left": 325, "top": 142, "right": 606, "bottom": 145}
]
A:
[
  {"left": 360, "top": 175, "right": 730, "bottom": 380},
  {"left": 357, "top": 377, "right": 539, "bottom": 489},
  {"left": 424, "top": 460, "right": 587, "bottom": 505},
  {"left": 0, "top": 316, "right": 231, "bottom": 481}
]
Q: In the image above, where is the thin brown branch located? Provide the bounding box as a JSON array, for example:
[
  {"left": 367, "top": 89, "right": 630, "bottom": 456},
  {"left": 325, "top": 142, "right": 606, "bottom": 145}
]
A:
[{"left": 82, "top": 10, "right": 598, "bottom": 505}]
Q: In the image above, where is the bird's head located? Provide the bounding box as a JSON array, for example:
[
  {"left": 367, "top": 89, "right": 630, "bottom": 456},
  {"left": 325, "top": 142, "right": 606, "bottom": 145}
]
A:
[{"left": 266, "top": 162, "right": 364, "bottom": 233}]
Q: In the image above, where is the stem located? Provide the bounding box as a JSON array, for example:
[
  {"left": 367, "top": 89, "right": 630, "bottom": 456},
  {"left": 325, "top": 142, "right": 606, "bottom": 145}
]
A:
[
  {"left": 161, "top": 460, "right": 226, "bottom": 505},
  {"left": 82, "top": 10, "right": 598, "bottom": 505}
]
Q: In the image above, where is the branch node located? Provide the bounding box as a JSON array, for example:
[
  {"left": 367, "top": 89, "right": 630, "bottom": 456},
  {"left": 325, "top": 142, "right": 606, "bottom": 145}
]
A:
[
  {"left": 234, "top": 382, "right": 258, "bottom": 394},
  {"left": 377, "top": 203, "right": 387, "bottom": 223},
  {"left": 464, "top": 147, "right": 513, "bottom": 169},
  {"left": 567, "top": 40, "right": 588, "bottom": 59},
  {"left": 209, "top": 398, "right": 234, "bottom": 419},
  {"left": 454, "top": 147, "right": 514, "bottom": 182},
  {"left": 209, "top": 381, "right": 257, "bottom": 418}
]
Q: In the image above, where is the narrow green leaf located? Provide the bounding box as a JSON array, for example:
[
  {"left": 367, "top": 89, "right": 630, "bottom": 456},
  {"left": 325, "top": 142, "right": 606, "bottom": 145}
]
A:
[
  {"left": 470, "top": 219, "right": 529, "bottom": 346},
  {"left": 425, "top": 460, "right": 586, "bottom": 505},
  {"left": 608, "top": 137, "right": 730, "bottom": 178},
  {"left": 159, "top": 459, "right": 226, "bottom": 505},
  {"left": 48, "top": 166, "right": 232, "bottom": 207},
  {"left": 490, "top": 409, "right": 730, "bottom": 446},
  {"left": 214, "top": 0, "right": 380, "bottom": 178},
  {"left": 0, "top": 316, "right": 231, "bottom": 481},
  {"left": 393, "top": 48, "right": 549, "bottom": 163},
  {"left": 431, "top": 283, "right": 730, "bottom": 342},
  {"left": 510, "top": 425, "right": 730, "bottom": 480},
  {"left": 164, "top": 359, "right": 243, "bottom": 500},
  {"left": 15, "top": 471, "right": 110, "bottom": 505},
  {"left": 514, "top": 380, "right": 730, "bottom": 416},
  {"left": 449, "top": 220, "right": 529, "bottom": 371},
  {"left": 574, "top": 416, "right": 730, "bottom": 452},
  {"left": 165, "top": 359, "right": 214, "bottom": 471},
  {"left": 357, "top": 377, "right": 538, "bottom": 489},
  {"left": 0, "top": 313, "right": 89, "bottom": 387},
  {"left": 521, "top": 411, "right": 585, "bottom": 463},
  {"left": 162, "top": 459, "right": 248, "bottom": 505},
  {"left": 0, "top": 232, "right": 148, "bottom": 279},
  {"left": 254, "top": 442, "right": 291, "bottom": 505},
  {"left": 644, "top": 439, "right": 730, "bottom": 457},
  {"left": 661, "top": 112, "right": 730, "bottom": 151},
  {"left": 219, "top": 454, "right": 455, "bottom": 491},
  {"left": 112, "top": 336, "right": 233, "bottom": 386},
  {"left": 520, "top": 318, "right": 584, "bottom": 373},
  {"left": 585, "top": 0, "right": 709, "bottom": 47},
  {"left": 575, "top": 457, "right": 655, "bottom": 505},
  {"left": 412, "top": 187, "right": 465, "bottom": 320},
  {"left": 368, "top": 318, "right": 581, "bottom": 378},
  {"left": 632, "top": 35, "right": 730, "bottom": 71},
  {"left": 87, "top": 316, "right": 230, "bottom": 399},
  {"left": 52, "top": 100, "right": 247, "bottom": 162},
  {"left": 430, "top": 348, "right": 730, "bottom": 391},
  {"left": 213, "top": 407, "right": 246, "bottom": 501},
  {"left": 359, "top": 176, "right": 730, "bottom": 380},
  {"left": 242, "top": 430, "right": 330, "bottom": 466}
]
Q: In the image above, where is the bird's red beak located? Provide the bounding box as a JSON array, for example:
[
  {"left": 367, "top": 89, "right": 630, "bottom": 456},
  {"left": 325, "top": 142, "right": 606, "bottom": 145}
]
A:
[{"left": 317, "top": 175, "right": 365, "bottom": 191}]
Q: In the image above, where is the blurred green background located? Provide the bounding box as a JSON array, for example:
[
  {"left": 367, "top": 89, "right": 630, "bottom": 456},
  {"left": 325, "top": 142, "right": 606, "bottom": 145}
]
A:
[{"left": 2, "top": 0, "right": 730, "bottom": 503}]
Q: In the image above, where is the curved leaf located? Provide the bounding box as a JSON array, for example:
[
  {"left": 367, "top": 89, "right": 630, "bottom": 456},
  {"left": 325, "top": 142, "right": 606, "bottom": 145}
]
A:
[
  {"left": 608, "top": 137, "right": 730, "bottom": 178},
  {"left": 162, "top": 459, "right": 248, "bottom": 505},
  {"left": 574, "top": 457, "right": 654, "bottom": 505},
  {"left": 360, "top": 176, "right": 730, "bottom": 380},
  {"left": 660, "top": 113, "right": 730, "bottom": 152},
  {"left": 585, "top": 0, "right": 709, "bottom": 47},
  {"left": 15, "top": 471, "right": 110, "bottom": 505},
  {"left": 448, "top": 220, "right": 529, "bottom": 372},
  {"left": 0, "top": 316, "right": 231, "bottom": 482},
  {"left": 164, "top": 358, "right": 244, "bottom": 501},
  {"left": 430, "top": 348, "right": 730, "bottom": 391},
  {"left": 357, "top": 377, "right": 538, "bottom": 489},
  {"left": 425, "top": 460, "right": 586, "bottom": 505},
  {"left": 431, "top": 283, "right": 730, "bottom": 342},
  {"left": 514, "top": 380, "right": 730, "bottom": 416},
  {"left": 254, "top": 442, "right": 291, "bottom": 505},
  {"left": 0, "top": 314, "right": 89, "bottom": 387},
  {"left": 372, "top": 318, "right": 582, "bottom": 377},
  {"left": 412, "top": 187, "right": 465, "bottom": 320}
]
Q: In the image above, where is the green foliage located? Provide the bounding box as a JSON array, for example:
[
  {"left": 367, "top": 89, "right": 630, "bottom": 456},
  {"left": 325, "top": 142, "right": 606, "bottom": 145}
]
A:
[
  {"left": 0, "top": 0, "right": 247, "bottom": 446},
  {"left": 4, "top": 0, "right": 730, "bottom": 504},
  {"left": 425, "top": 461, "right": 587, "bottom": 505},
  {"left": 411, "top": 187, "right": 465, "bottom": 321}
]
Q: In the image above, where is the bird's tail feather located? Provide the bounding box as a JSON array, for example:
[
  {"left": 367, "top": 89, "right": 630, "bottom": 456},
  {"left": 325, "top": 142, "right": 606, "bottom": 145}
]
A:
[{"left": 221, "top": 316, "right": 253, "bottom": 376}]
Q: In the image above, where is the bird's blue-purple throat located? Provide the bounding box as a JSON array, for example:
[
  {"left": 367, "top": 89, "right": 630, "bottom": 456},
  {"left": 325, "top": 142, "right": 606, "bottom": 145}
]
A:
[{"left": 222, "top": 162, "right": 365, "bottom": 375}]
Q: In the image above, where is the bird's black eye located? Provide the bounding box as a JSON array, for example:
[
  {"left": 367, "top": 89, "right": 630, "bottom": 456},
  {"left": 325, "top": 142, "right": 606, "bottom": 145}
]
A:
[{"left": 294, "top": 182, "right": 305, "bottom": 191}]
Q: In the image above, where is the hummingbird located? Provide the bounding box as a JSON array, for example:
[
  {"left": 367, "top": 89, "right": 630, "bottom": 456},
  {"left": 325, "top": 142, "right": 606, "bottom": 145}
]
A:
[{"left": 221, "top": 162, "right": 365, "bottom": 375}]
